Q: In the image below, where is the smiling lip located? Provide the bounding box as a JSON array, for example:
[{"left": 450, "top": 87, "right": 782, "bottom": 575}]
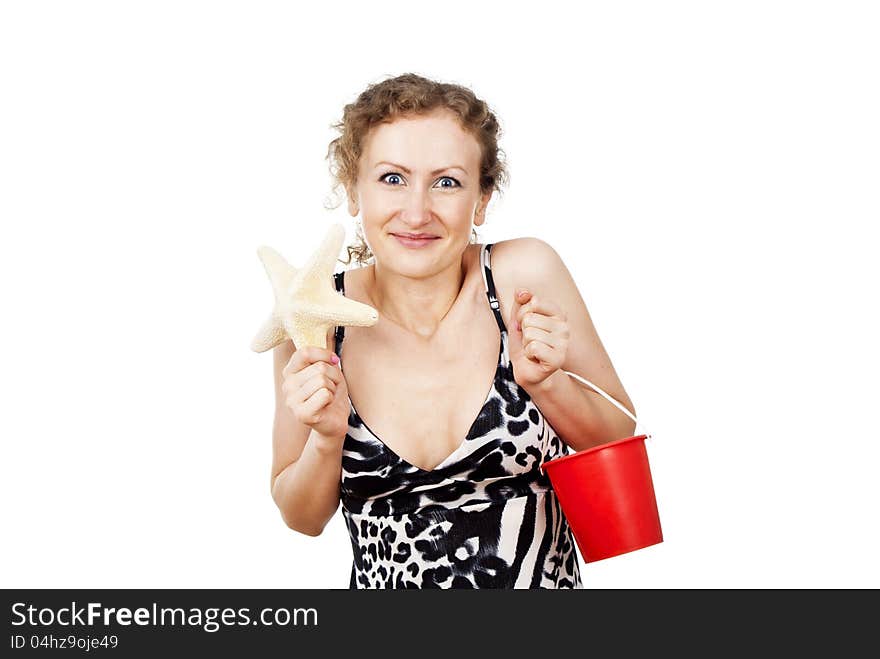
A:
[{"left": 392, "top": 233, "right": 440, "bottom": 248}]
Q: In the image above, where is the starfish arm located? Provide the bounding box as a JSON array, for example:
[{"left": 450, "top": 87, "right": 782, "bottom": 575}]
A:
[
  {"left": 287, "top": 321, "right": 332, "bottom": 352},
  {"left": 305, "top": 223, "right": 346, "bottom": 280},
  {"left": 284, "top": 298, "right": 377, "bottom": 350},
  {"left": 257, "top": 245, "right": 298, "bottom": 297},
  {"left": 299, "top": 291, "right": 379, "bottom": 327},
  {"left": 250, "top": 313, "right": 288, "bottom": 353}
]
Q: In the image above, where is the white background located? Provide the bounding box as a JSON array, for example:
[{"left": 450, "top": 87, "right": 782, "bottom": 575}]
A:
[{"left": 1, "top": 1, "right": 877, "bottom": 589}]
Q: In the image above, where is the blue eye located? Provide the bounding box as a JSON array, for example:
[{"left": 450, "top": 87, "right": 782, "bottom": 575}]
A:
[
  {"left": 437, "top": 176, "right": 461, "bottom": 188},
  {"left": 380, "top": 173, "right": 403, "bottom": 185},
  {"left": 379, "top": 172, "right": 461, "bottom": 188}
]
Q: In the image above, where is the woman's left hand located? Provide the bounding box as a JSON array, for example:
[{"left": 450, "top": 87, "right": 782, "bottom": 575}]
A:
[{"left": 507, "top": 289, "right": 569, "bottom": 391}]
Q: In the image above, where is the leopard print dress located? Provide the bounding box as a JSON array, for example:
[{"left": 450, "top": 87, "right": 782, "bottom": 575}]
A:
[{"left": 332, "top": 242, "right": 583, "bottom": 589}]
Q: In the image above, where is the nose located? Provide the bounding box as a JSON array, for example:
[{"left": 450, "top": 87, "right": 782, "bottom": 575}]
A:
[{"left": 399, "top": 184, "right": 433, "bottom": 228}]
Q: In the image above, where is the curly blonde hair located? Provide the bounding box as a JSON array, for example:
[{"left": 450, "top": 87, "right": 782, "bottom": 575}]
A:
[{"left": 324, "top": 72, "right": 510, "bottom": 266}]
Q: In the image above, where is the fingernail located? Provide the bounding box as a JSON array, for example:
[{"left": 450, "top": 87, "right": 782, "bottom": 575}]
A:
[{"left": 331, "top": 354, "right": 340, "bottom": 364}]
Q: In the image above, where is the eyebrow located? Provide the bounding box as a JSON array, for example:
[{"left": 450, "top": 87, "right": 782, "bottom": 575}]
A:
[{"left": 373, "top": 161, "right": 468, "bottom": 176}]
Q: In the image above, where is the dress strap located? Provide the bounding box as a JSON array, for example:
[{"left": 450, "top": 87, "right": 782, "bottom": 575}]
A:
[
  {"left": 480, "top": 243, "right": 507, "bottom": 333},
  {"left": 333, "top": 271, "right": 345, "bottom": 356}
]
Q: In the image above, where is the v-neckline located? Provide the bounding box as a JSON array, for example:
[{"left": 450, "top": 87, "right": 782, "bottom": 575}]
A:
[{"left": 346, "top": 330, "right": 505, "bottom": 475}]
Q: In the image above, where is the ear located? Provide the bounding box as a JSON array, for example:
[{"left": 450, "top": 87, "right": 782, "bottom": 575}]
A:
[
  {"left": 346, "top": 185, "right": 359, "bottom": 217},
  {"left": 474, "top": 190, "right": 492, "bottom": 226}
]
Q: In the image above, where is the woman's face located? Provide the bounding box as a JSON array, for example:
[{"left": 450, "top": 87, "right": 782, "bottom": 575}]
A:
[{"left": 348, "top": 108, "right": 490, "bottom": 274}]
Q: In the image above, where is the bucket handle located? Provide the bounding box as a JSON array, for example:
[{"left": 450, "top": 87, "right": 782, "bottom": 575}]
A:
[{"left": 539, "top": 369, "right": 653, "bottom": 475}]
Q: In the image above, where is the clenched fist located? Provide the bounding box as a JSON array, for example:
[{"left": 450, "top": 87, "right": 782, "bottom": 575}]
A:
[{"left": 282, "top": 346, "right": 350, "bottom": 442}]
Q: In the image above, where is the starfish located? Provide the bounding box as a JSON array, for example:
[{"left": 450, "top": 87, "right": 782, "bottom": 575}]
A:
[{"left": 251, "top": 223, "right": 378, "bottom": 352}]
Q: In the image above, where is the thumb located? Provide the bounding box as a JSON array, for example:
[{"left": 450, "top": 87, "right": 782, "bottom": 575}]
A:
[{"left": 508, "top": 288, "right": 531, "bottom": 337}]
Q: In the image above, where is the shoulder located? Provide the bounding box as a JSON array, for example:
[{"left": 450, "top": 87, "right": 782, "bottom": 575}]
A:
[
  {"left": 488, "top": 236, "right": 560, "bottom": 260},
  {"left": 485, "top": 237, "right": 568, "bottom": 289},
  {"left": 479, "top": 237, "right": 574, "bottom": 337}
]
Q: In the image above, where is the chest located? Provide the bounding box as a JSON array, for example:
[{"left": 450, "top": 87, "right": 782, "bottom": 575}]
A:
[{"left": 341, "top": 302, "right": 502, "bottom": 473}]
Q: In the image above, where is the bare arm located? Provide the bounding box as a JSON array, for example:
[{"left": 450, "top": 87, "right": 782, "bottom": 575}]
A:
[{"left": 269, "top": 332, "right": 344, "bottom": 536}]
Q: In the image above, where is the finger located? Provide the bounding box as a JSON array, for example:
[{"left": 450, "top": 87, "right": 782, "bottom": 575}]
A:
[
  {"left": 509, "top": 289, "right": 532, "bottom": 333},
  {"left": 519, "top": 310, "right": 563, "bottom": 334},
  {"left": 517, "top": 295, "right": 565, "bottom": 329},
  {"left": 284, "top": 346, "right": 339, "bottom": 378},
  {"left": 299, "top": 387, "right": 334, "bottom": 417},
  {"left": 517, "top": 294, "right": 565, "bottom": 323},
  {"left": 306, "top": 360, "right": 342, "bottom": 386},
  {"left": 283, "top": 349, "right": 309, "bottom": 379},
  {"left": 522, "top": 325, "right": 562, "bottom": 350},
  {"left": 284, "top": 358, "right": 328, "bottom": 393},
  {"left": 300, "top": 372, "right": 338, "bottom": 401},
  {"left": 287, "top": 373, "right": 336, "bottom": 413},
  {"left": 306, "top": 384, "right": 334, "bottom": 405},
  {"left": 285, "top": 349, "right": 341, "bottom": 386},
  {"left": 524, "top": 339, "right": 557, "bottom": 368},
  {"left": 514, "top": 291, "right": 535, "bottom": 330}
]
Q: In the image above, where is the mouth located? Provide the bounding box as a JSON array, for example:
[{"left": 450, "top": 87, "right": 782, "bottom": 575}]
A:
[{"left": 391, "top": 233, "right": 441, "bottom": 248}]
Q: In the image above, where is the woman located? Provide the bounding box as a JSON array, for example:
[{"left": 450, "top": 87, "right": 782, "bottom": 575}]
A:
[{"left": 270, "top": 73, "right": 636, "bottom": 588}]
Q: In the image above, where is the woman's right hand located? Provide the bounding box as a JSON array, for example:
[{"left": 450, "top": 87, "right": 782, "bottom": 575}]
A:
[{"left": 281, "top": 346, "right": 349, "bottom": 443}]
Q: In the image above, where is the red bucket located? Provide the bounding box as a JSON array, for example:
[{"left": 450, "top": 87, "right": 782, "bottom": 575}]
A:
[{"left": 541, "top": 372, "right": 662, "bottom": 563}]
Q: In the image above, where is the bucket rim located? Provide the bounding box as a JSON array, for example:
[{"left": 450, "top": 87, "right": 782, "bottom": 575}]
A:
[{"left": 542, "top": 434, "right": 649, "bottom": 471}]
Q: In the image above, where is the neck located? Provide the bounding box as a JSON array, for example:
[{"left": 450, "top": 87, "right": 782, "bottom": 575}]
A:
[{"left": 368, "top": 249, "right": 472, "bottom": 341}]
